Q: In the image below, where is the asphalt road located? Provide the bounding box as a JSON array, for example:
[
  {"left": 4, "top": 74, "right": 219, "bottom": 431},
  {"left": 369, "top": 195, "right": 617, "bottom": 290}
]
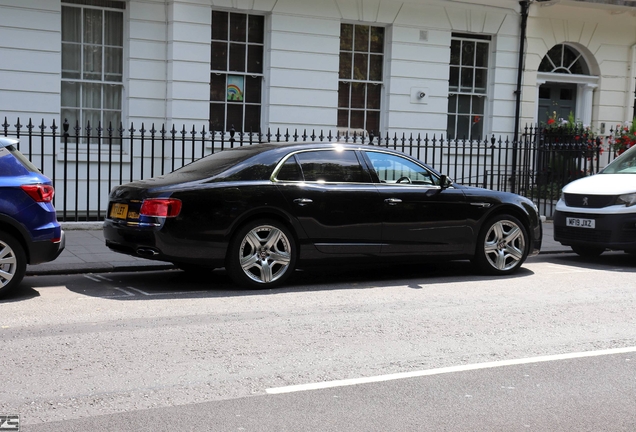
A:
[{"left": 2, "top": 253, "right": 636, "bottom": 431}]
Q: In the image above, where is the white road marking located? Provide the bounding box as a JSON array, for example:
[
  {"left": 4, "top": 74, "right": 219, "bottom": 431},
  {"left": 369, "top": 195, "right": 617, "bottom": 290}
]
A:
[
  {"left": 266, "top": 346, "right": 636, "bottom": 394},
  {"left": 102, "top": 287, "right": 136, "bottom": 298},
  {"left": 83, "top": 274, "right": 113, "bottom": 282}
]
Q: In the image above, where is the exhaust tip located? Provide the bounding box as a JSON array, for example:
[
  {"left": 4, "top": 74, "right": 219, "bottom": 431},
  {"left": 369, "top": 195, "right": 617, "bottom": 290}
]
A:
[{"left": 137, "top": 247, "right": 160, "bottom": 257}]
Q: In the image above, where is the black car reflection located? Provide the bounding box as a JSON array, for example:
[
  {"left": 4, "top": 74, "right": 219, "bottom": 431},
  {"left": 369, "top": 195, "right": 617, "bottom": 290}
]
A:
[{"left": 104, "top": 142, "right": 542, "bottom": 288}]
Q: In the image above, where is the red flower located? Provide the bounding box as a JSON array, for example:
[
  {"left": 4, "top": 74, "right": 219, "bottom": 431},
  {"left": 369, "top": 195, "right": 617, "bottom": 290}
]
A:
[
  {"left": 473, "top": 116, "right": 480, "bottom": 124},
  {"left": 547, "top": 118, "right": 555, "bottom": 125}
]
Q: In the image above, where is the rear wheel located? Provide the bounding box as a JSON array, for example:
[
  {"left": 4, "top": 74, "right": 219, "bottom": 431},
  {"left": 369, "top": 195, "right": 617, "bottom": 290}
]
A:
[
  {"left": 0, "top": 232, "right": 27, "bottom": 298},
  {"left": 571, "top": 245, "right": 604, "bottom": 257},
  {"left": 472, "top": 215, "right": 528, "bottom": 275},
  {"left": 227, "top": 219, "right": 296, "bottom": 289}
]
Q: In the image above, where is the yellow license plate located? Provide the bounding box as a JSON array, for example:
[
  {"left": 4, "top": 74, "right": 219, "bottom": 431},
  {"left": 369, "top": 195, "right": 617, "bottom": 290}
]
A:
[{"left": 110, "top": 203, "right": 128, "bottom": 219}]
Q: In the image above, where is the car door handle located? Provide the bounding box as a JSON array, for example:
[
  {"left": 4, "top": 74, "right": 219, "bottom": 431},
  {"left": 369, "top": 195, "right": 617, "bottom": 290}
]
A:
[
  {"left": 384, "top": 198, "right": 402, "bottom": 205},
  {"left": 293, "top": 198, "right": 313, "bottom": 206}
]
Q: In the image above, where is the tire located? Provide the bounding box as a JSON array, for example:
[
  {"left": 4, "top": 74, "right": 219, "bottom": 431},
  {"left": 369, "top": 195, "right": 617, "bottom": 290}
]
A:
[
  {"left": 571, "top": 245, "right": 604, "bottom": 257},
  {"left": 472, "top": 215, "right": 529, "bottom": 275},
  {"left": 226, "top": 219, "right": 296, "bottom": 289},
  {"left": 0, "top": 232, "right": 27, "bottom": 298}
]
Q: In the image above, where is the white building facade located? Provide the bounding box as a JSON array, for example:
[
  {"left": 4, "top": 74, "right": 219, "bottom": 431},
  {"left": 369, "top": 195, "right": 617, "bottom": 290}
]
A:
[{"left": 1, "top": 0, "right": 634, "bottom": 142}]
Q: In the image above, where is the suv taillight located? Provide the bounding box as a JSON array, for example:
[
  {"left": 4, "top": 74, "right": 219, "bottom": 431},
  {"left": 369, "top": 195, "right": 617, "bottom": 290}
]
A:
[
  {"left": 140, "top": 198, "right": 182, "bottom": 217},
  {"left": 21, "top": 184, "right": 55, "bottom": 203}
]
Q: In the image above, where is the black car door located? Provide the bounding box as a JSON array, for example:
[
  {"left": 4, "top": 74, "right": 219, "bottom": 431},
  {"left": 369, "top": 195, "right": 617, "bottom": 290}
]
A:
[
  {"left": 274, "top": 148, "right": 383, "bottom": 254},
  {"left": 362, "top": 149, "right": 473, "bottom": 255}
]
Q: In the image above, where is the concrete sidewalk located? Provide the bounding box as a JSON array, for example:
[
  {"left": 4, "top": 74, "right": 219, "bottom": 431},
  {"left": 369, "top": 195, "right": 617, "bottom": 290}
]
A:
[{"left": 25, "top": 221, "right": 568, "bottom": 276}]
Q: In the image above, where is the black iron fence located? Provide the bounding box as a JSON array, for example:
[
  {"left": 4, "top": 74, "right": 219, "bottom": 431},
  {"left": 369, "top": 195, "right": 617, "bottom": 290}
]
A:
[{"left": 2, "top": 118, "right": 618, "bottom": 221}]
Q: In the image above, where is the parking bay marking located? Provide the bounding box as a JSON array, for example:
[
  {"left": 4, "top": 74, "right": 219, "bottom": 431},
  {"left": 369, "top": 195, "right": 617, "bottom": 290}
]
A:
[{"left": 266, "top": 346, "right": 636, "bottom": 394}]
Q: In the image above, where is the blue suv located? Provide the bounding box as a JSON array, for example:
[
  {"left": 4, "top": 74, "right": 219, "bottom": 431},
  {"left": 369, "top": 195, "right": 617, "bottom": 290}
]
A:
[{"left": 0, "top": 137, "right": 65, "bottom": 298}]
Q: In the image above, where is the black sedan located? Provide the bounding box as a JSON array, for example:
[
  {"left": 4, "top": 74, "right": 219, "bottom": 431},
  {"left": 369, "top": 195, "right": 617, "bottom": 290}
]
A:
[{"left": 104, "top": 142, "right": 542, "bottom": 288}]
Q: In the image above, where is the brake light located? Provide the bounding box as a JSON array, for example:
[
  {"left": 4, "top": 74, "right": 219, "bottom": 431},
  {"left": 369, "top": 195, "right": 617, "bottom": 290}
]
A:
[
  {"left": 21, "top": 184, "right": 55, "bottom": 203},
  {"left": 140, "top": 198, "right": 182, "bottom": 217}
]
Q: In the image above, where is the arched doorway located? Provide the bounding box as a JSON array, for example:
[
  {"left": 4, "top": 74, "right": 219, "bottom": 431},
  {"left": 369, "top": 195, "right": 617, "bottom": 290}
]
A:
[{"left": 536, "top": 44, "right": 598, "bottom": 126}]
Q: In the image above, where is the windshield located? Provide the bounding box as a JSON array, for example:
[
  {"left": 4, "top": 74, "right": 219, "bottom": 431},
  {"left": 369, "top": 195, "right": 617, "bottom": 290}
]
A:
[
  {"left": 601, "top": 146, "right": 636, "bottom": 174},
  {"left": 1, "top": 144, "right": 41, "bottom": 173}
]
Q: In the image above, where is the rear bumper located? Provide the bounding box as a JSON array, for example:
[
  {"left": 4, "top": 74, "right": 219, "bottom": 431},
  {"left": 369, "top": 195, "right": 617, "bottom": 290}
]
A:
[{"left": 29, "top": 229, "right": 65, "bottom": 264}]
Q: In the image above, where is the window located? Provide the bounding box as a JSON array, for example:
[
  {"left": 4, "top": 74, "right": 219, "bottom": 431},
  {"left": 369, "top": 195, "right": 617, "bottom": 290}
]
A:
[
  {"left": 364, "top": 151, "right": 435, "bottom": 185},
  {"left": 61, "top": 0, "right": 124, "bottom": 137},
  {"left": 338, "top": 24, "right": 384, "bottom": 135},
  {"left": 447, "top": 33, "right": 490, "bottom": 141},
  {"left": 277, "top": 150, "right": 369, "bottom": 183},
  {"left": 539, "top": 44, "right": 590, "bottom": 75},
  {"left": 210, "top": 11, "right": 264, "bottom": 133}
]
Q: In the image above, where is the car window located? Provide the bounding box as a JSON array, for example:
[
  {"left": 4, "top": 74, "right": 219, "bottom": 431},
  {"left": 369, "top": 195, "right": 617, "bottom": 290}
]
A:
[
  {"left": 290, "top": 149, "right": 369, "bottom": 183},
  {"left": 0, "top": 145, "right": 40, "bottom": 174},
  {"left": 276, "top": 155, "right": 303, "bottom": 181},
  {"left": 364, "top": 151, "right": 435, "bottom": 185}
]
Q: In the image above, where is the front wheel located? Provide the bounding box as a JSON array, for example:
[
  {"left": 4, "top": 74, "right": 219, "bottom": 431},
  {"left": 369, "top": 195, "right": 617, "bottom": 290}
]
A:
[
  {"left": 0, "top": 232, "right": 27, "bottom": 298},
  {"left": 472, "top": 215, "right": 528, "bottom": 275},
  {"left": 227, "top": 219, "right": 296, "bottom": 289}
]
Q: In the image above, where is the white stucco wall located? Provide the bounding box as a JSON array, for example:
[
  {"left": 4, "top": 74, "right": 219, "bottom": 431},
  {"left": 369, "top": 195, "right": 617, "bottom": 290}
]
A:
[{"left": 0, "top": 0, "right": 634, "bottom": 139}]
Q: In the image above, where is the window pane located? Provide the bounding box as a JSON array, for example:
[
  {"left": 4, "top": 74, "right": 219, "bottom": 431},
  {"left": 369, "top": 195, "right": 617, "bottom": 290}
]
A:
[
  {"left": 473, "top": 96, "right": 485, "bottom": 114},
  {"left": 226, "top": 103, "right": 243, "bottom": 131},
  {"left": 340, "top": 24, "right": 353, "bottom": 51},
  {"left": 296, "top": 150, "right": 365, "bottom": 183},
  {"left": 447, "top": 115, "right": 456, "bottom": 139},
  {"left": 367, "top": 84, "right": 381, "bottom": 109},
  {"left": 474, "top": 68, "right": 486, "bottom": 93},
  {"left": 351, "top": 82, "right": 365, "bottom": 109},
  {"left": 460, "top": 68, "right": 473, "bottom": 92},
  {"left": 103, "top": 84, "right": 121, "bottom": 109},
  {"left": 244, "top": 104, "right": 260, "bottom": 132},
  {"left": 338, "top": 82, "right": 350, "bottom": 108},
  {"left": 471, "top": 115, "right": 483, "bottom": 138},
  {"left": 475, "top": 42, "right": 488, "bottom": 67},
  {"left": 210, "top": 73, "right": 225, "bottom": 101},
  {"left": 339, "top": 52, "right": 352, "bottom": 79},
  {"left": 62, "top": 43, "right": 81, "bottom": 79},
  {"left": 83, "top": 109, "right": 101, "bottom": 130},
  {"left": 62, "top": 6, "right": 81, "bottom": 43},
  {"left": 104, "top": 109, "right": 121, "bottom": 131},
  {"left": 450, "top": 40, "right": 461, "bottom": 66},
  {"left": 354, "top": 25, "right": 369, "bottom": 52},
  {"left": 458, "top": 95, "right": 471, "bottom": 114},
  {"left": 350, "top": 110, "right": 364, "bottom": 129},
  {"left": 104, "top": 11, "right": 123, "bottom": 46},
  {"left": 83, "top": 83, "right": 102, "bottom": 109},
  {"left": 247, "top": 45, "right": 263, "bottom": 73},
  {"left": 369, "top": 54, "right": 382, "bottom": 81},
  {"left": 209, "top": 103, "right": 225, "bottom": 131},
  {"left": 456, "top": 115, "right": 470, "bottom": 139},
  {"left": 277, "top": 156, "right": 303, "bottom": 181},
  {"left": 366, "top": 110, "right": 380, "bottom": 133},
  {"left": 461, "top": 41, "right": 474, "bottom": 66},
  {"left": 61, "top": 81, "right": 80, "bottom": 107},
  {"left": 248, "top": 15, "right": 264, "bottom": 43},
  {"left": 353, "top": 53, "right": 368, "bottom": 80},
  {"left": 61, "top": 108, "right": 80, "bottom": 129},
  {"left": 211, "top": 41, "right": 228, "bottom": 71},
  {"left": 245, "top": 76, "right": 261, "bottom": 103},
  {"left": 447, "top": 93, "right": 457, "bottom": 112},
  {"left": 370, "top": 27, "right": 384, "bottom": 53},
  {"left": 104, "top": 46, "right": 123, "bottom": 81},
  {"left": 229, "top": 43, "right": 245, "bottom": 72},
  {"left": 84, "top": 8, "right": 103, "bottom": 45},
  {"left": 337, "top": 109, "right": 349, "bottom": 128},
  {"left": 449, "top": 66, "right": 459, "bottom": 91},
  {"left": 83, "top": 45, "right": 103, "bottom": 80},
  {"left": 212, "top": 11, "right": 228, "bottom": 40},
  {"left": 229, "top": 13, "right": 246, "bottom": 42}
]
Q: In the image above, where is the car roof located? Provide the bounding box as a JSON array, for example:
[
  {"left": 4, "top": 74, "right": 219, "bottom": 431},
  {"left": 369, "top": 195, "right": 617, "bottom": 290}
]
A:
[{"left": 0, "top": 137, "right": 19, "bottom": 148}]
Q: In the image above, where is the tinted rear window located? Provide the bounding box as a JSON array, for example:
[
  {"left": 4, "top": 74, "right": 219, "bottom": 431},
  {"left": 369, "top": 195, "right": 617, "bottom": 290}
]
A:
[{"left": 0, "top": 145, "right": 40, "bottom": 175}]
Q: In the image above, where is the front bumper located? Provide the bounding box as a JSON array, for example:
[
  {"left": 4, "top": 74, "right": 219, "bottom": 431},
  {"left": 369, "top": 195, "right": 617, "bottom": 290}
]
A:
[{"left": 553, "top": 210, "right": 636, "bottom": 250}]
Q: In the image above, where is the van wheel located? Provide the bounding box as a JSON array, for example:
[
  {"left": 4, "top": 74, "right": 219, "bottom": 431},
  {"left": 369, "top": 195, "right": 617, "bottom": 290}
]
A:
[
  {"left": 0, "top": 232, "right": 27, "bottom": 298},
  {"left": 472, "top": 215, "right": 528, "bottom": 275},
  {"left": 227, "top": 219, "right": 296, "bottom": 289}
]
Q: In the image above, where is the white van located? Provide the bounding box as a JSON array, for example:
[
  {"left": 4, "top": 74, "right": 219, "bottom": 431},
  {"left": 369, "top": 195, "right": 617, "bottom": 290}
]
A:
[{"left": 553, "top": 144, "right": 636, "bottom": 256}]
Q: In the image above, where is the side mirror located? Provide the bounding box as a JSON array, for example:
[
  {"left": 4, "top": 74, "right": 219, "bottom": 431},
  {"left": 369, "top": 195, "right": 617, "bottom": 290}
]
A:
[{"left": 439, "top": 174, "right": 450, "bottom": 189}]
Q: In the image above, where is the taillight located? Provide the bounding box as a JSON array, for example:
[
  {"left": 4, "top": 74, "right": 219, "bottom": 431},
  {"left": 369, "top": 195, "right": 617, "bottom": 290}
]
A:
[
  {"left": 21, "top": 184, "right": 55, "bottom": 203},
  {"left": 139, "top": 198, "right": 182, "bottom": 217}
]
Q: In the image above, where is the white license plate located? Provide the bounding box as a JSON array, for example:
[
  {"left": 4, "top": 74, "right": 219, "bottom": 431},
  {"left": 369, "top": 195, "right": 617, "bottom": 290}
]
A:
[{"left": 566, "top": 217, "right": 595, "bottom": 229}]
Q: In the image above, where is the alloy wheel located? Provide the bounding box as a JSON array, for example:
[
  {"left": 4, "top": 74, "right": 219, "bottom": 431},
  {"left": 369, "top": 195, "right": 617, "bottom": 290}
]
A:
[
  {"left": 238, "top": 224, "right": 292, "bottom": 284},
  {"left": 482, "top": 219, "right": 526, "bottom": 272}
]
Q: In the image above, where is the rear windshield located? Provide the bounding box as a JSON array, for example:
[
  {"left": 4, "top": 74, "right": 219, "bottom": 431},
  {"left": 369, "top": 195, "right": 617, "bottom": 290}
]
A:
[
  {"left": 174, "top": 146, "right": 267, "bottom": 178},
  {"left": 0, "top": 145, "right": 41, "bottom": 174}
]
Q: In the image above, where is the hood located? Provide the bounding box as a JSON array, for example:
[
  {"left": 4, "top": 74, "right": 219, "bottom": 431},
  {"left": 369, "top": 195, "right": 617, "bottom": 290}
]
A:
[{"left": 562, "top": 174, "right": 636, "bottom": 195}]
